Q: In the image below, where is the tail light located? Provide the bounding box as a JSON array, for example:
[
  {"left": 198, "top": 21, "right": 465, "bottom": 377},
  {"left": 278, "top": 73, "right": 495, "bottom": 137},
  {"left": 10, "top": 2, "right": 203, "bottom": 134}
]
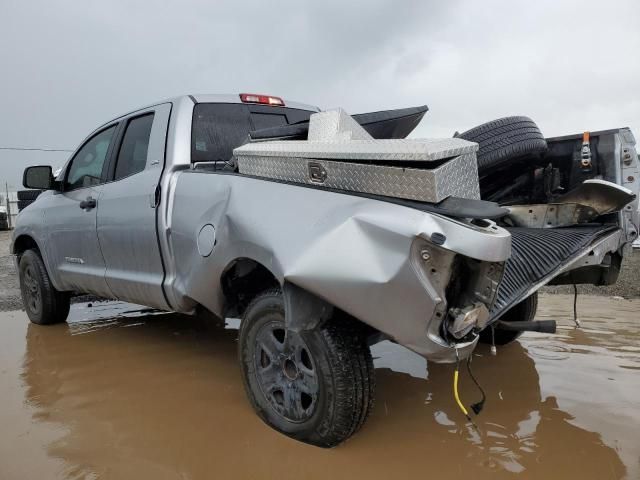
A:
[{"left": 240, "top": 93, "right": 285, "bottom": 106}]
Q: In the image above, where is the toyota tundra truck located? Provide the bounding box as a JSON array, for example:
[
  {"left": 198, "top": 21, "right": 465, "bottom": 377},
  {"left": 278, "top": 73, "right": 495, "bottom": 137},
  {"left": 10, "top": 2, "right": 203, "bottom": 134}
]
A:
[{"left": 12, "top": 93, "right": 639, "bottom": 447}]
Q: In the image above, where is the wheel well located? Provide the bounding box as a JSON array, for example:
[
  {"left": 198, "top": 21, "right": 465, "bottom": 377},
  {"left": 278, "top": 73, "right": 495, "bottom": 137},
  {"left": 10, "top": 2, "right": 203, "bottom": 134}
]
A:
[
  {"left": 221, "top": 258, "right": 280, "bottom": 318},
  {"left": 220, "top": 258, "right": 380, "bottom": 341},
  {"left": 12, "top": 234, "right": 39, "bottom": 258}
]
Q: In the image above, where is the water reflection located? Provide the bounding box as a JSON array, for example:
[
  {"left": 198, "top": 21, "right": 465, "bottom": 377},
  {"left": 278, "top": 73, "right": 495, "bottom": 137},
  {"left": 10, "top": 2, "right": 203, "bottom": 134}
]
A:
[
  {"left": 371, "top": 340, "right": 626, "bottom": 477},
  {"left": 15, "top": 299, "right": 632, "bottom": 479}
]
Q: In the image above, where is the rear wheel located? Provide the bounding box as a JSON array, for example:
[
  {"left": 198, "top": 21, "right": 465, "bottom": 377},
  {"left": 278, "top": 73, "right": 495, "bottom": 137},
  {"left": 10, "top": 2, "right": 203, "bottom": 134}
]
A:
[
  {"left": 480, "top": 292, "right": 538, "bottom": 346},
  {"left": 19, "top": 249, "right": 70, "bottom": 325},
  {"left": 238, "top": 290, "right": 375, "bottom": 447}
]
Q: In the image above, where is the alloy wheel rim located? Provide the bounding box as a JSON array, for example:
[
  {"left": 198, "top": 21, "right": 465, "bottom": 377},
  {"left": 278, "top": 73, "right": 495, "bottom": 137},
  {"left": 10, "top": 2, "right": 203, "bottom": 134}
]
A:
[
  {"left": 23, "top": 266, "right": 42, "bottom": 315},
  {"left": 253, "top": 320, "right": 319, "bottom": 423}
]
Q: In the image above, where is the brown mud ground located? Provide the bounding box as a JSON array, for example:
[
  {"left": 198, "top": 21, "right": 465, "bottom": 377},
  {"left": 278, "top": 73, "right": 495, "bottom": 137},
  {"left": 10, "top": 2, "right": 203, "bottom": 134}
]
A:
[
  {"left": 0, "top": 230, "right": 21, "bottom": 311},
  {"left": 1, "top": 294, "right": 639, "bottom": 479}
]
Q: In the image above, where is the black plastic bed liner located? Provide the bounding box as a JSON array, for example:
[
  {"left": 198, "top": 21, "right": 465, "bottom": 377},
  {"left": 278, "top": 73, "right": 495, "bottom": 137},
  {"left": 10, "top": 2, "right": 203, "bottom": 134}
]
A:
[{"left": 490, "top": 225, "right": 618, "bottom": 319}]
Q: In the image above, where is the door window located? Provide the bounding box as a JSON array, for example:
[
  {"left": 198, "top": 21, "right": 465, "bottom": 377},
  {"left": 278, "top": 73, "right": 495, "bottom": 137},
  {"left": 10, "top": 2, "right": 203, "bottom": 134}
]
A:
[
  {"left": 113, "top": 113, "right": 154, "bottom": 180},
  {"left": 66, "top": 125, "right": 116, "bottom": 190}
]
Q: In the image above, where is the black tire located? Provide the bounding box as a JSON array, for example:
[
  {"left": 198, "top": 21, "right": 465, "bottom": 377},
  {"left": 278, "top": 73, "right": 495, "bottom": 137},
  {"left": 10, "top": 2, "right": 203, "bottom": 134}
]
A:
[
  {"left": 18, "top": 249, "right": 70, "bottom": 325},
  {"left": 17, "top": 189, "right": 43, "bottom": 201},
  {"left": 238, "top": 290, "right": 375, "bottom": 447},
  {"left": 458, "top": 116, "right": 547, "bottom": 173},
  {"left": 479, "top": 292, "right": 538, "bottom": 346}
]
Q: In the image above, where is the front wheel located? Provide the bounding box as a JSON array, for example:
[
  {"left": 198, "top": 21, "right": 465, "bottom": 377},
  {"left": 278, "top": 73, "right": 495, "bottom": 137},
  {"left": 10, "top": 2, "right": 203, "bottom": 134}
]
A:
[
  {"left": 19, "top": 249, "right": 70, "bottom": 325},
  {"left": 238, "top": 290, "right": 375, "bottom": 447}
]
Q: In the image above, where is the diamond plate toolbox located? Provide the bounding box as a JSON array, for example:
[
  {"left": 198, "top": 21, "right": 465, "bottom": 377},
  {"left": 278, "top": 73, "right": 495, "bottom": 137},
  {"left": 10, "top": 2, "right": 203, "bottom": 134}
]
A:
[
  {"left": 236, "top": 153, "right": 480, "bottom": 203},
  {"left": 234, "top": 109, "right": 481, "bottom": 203}
]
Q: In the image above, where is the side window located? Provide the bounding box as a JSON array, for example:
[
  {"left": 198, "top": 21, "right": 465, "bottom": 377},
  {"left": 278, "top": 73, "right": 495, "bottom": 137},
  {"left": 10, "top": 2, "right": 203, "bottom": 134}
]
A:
[
  {"left": 66, "top": 125, "right": 117, "bottom": 190},
  {"left": 113, "top": 113, "right": 154, "bottom": 181},
  {"left": 191, "top": 104, "right": 252, "bottom": 162}
]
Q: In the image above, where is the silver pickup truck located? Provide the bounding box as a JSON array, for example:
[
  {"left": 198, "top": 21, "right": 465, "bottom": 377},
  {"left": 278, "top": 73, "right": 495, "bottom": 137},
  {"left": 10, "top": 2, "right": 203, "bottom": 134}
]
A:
[{"left": 12, "top": 93, "right": 639, "bottom": 447}]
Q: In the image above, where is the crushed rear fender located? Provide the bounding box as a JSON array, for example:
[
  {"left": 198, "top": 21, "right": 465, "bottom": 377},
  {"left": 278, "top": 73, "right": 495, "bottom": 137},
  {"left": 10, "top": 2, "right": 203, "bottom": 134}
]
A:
[{"left": 166, "top": 171, "right": 511, "bottom": 362}]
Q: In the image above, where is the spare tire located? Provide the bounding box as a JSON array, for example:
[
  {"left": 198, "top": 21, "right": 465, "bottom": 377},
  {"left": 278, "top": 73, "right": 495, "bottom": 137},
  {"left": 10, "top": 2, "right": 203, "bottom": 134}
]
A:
[
  {"left": 17, "top": 190, "right": 43, "bottom": 201},
  {"left": 458, "top": 116, "right": 547, "bottom": 173}
]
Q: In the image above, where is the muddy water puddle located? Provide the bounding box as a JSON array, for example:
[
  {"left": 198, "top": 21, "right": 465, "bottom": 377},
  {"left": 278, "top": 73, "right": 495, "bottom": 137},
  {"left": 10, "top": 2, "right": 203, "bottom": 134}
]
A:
[{"left": 0, "top": 294, "right": 638, "bottom": 479}]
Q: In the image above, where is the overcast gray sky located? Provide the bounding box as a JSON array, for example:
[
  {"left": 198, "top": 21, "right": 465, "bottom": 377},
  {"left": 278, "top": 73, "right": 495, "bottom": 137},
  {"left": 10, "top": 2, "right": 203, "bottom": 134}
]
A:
[{"left": 1, "top": 0, "right": 639, "bottom": 190}]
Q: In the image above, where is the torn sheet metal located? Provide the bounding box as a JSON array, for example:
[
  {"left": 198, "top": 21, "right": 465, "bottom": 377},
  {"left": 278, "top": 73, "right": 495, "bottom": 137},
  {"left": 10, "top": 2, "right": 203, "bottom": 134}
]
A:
[
  {"left": 506, "top": 203, "right": 600, "bottom": 228},
  {"left": 555, "top": 179, "right": 636, "bottom": 215}
]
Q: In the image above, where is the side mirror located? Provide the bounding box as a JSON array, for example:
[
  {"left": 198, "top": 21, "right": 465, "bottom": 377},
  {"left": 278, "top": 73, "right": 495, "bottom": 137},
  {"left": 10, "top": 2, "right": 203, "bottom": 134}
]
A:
[{"left": 23, "top": 165, "right": 57, "bottom": 190}]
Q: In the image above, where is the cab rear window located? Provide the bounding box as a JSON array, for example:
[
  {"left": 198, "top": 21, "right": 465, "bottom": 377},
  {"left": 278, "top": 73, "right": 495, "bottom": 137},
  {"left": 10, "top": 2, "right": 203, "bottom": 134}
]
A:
[{"left": 191, "top": 103, "right": 313, "bottom": 162}]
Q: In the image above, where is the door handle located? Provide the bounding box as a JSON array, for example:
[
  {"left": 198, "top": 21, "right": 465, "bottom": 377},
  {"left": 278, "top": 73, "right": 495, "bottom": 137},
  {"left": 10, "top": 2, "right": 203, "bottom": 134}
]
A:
[
  {"left": 150, "top": 184, "right": 161, "bottom": 208},
  {"left": 79, "top": 196, "right": 97, "bottom": 210}
]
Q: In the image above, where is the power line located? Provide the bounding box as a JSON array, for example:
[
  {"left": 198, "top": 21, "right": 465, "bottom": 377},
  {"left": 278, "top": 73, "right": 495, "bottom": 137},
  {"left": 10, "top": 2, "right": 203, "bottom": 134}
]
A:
[{"left": 0, "top": 146, "right": 74, "bottom": 153}]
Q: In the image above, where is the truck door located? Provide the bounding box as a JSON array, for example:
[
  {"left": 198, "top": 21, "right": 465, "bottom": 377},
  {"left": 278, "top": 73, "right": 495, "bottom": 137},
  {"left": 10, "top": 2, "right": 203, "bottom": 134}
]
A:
[
  {"left": 96, "top": 103, "right": 171, "bottom": 309},
  {"left": 44, "top": 124, "right": 118, "bottom": 297}
]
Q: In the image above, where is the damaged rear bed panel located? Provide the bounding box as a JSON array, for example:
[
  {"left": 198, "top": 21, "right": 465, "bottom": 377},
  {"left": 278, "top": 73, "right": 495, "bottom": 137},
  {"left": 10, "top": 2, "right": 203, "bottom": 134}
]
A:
[{"left": 166, "top": 171, "right": 511, "bottom": 361}]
